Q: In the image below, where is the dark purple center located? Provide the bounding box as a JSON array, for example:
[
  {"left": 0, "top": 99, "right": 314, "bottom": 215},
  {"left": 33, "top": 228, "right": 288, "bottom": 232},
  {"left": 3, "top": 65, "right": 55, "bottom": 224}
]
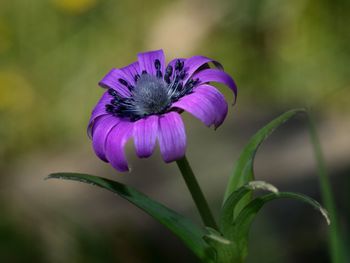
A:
[{"left": 105, "top": 60, "right": 198, "bottom": 121}]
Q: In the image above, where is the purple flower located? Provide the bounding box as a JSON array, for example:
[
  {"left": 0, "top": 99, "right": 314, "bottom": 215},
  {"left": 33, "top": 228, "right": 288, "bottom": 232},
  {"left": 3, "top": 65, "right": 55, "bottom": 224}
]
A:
[{"left": 88, "top": 50, "right": 237, "bottom": 172}]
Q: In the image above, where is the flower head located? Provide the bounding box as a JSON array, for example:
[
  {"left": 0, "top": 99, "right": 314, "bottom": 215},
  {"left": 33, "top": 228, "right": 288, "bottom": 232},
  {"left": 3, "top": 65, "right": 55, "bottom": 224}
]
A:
[{"left": 88, "top": 50, "right": 237, "bottom": 172}]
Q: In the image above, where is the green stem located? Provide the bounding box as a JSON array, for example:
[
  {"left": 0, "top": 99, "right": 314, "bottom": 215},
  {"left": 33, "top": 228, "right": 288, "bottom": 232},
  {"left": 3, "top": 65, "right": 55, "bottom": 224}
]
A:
[
  {"left": 307, "top": 113, "right": 346, "bottom": 263},
  {"left": 176, "top": 156, "right": 218, "bottom": 230}
]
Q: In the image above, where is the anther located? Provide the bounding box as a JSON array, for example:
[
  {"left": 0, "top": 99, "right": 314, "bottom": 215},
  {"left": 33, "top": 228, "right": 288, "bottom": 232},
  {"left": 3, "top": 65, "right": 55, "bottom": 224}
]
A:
[
  {"left": 108, "top": 88, "right": 118, "bottom": 97},
  {"left": 118, "top": 78, "right": 128, "bottom": 87},
  {"left": 105, "top": 104, "right": 114, "bottom": 113},
  {"left": 186, "top": 78, "right": 199, "bottom": 87},
  {"left": 164, "top": 65, "right": 173, "bottom": 84},
  {"left": 164, "top": 75, "right": 170, "bottom": 84},
  {"left": 166, "top": 65, "right": 173, "bottom": 76},
  {"left": 154, "top": 59, "right": 161, "bottom": 70},
  {"left": 179, "top": 70, "right": 186, "bottom": 79},
  {"left": 185, "top": 78, "right": 199, "bottom": 91},
  {"left": 185, "top": 79, "right": 194, "bottom": 89},
  {"left": 175, "top": 60, "right": 184, "bottom": 71},
  {"left": 111, "top": 99, "right": 119, "bottom": 106},
  {"left": 134, "top": 74, "right": 140, "bottom": 82},
  {"left": 156, "top": 70, "right": 162, "bottom": 78},
  {"left": 142, "top": 70, "right": 147, "bottom": 75}
]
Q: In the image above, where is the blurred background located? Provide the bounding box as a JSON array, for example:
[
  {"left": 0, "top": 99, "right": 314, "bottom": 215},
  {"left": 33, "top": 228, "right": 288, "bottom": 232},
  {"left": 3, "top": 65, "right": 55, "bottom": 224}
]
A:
[{"left": 0, "top": 0, "right": 349, "bottom": 262}]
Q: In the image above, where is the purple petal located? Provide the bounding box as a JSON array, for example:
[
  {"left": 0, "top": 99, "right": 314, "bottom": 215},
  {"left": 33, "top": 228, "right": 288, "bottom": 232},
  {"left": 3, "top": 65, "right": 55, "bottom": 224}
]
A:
[
  {"left": 158, "top": 112, "right": 186, "bottom": 163},
  {"left": 138, "top": 50, "right": 165, "bottom": 76},
  {"left": 192, "top": 84, "right": 228, "bottom": 128},
  {"left": 182, "top": 56, "right": 222, "bottom": 84},
  {"left": 133, "top": 115, "right": 159, "bottom": 158},
  {"left": 193, "top": 69, "right": 237, "bottom": 103},
  {"left": 87, "top": 91, "right": 112, "bottom": 138},
  {"left": 119, "top": 61, "right": 140, "bottom": 86},
  {"left": 171, "top": 92, "right": 215, "bottom": 127},
  {"left": 105, "top": 121, "right": 134, "bottom": 172},
  {"left": 171, "top": 85, "right": 228, "bottom": 128},
  {"left": 91, "top": 115, "right": 121, "bottom": 162},
  {"left": 98, "top": 68, "right": 131, "bottom": 97}
]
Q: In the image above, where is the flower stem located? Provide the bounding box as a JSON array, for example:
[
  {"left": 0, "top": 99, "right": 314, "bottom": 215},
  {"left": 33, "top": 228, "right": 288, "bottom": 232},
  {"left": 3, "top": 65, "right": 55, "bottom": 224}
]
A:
[{"left": 176, "top": 156, "right": 218, "bottom": 230}]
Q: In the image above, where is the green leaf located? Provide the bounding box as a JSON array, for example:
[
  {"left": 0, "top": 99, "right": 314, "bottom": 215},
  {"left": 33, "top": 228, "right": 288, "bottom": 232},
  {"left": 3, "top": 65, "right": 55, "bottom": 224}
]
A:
[
  {"left": 220, "top": 181, "right": 278, "bottom": 234},
  {"left": 307, "top": 113, "right": 348, "bottom": 263},
  {"left": 203, "top": 227, "right": 240, "bottom": 263},
  {"left": 216, "top": 181, "right": 279, "bottom": 263},
  {"left": 47, "top": 173, "right": 216, "bottom": 262},
  {"left": 232, "top": 191, "right": 330, "bottom": 261},
  {"left": 223, "top": 108, "right": 306, "bottom": 210}
]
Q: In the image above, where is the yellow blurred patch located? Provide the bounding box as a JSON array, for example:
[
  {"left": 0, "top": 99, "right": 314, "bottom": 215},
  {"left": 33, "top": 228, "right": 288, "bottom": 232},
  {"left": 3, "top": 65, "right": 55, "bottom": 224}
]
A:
[
  {"left": 0, "top": 70, "right": 35, "bottom": 112},
  {"left": 0, "top": 20, "right": 12, "bottom": 54},
  {"left": 52, "top": 0, "right": 98, "bottom": 15}
]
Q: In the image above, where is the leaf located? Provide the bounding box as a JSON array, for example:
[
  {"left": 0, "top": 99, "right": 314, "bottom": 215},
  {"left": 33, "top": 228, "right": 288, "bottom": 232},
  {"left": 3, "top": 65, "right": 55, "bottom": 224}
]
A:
[
  {"left": 232, "top": 191, "right": 330, "bottom": 261},
  {"left": 223, "top": 108, "right": 306, "bottom": 211},
  {"left": 307, "top": 113, "right": 348, "bottom": 263},
  {"left": 220, "top": 181, "right": 278, "bottom": 234},
  {"left": 203, "top": 227, "right": 240, "bottom": 263},
  {"left": 47, "top": 173, "right": 216, "bottom": 262},
  {"left": 213, "top": 181, "right": 278, "bottom": 263}
]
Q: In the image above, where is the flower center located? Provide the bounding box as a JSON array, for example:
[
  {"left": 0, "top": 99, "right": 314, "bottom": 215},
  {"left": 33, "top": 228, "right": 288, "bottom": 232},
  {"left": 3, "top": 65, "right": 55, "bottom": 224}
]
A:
[
  {"left": 105, "top": 60, "right": 199, "bottom": 121},
  {"left": 133, "top": 74, "right": 171, "bottom": 116}
]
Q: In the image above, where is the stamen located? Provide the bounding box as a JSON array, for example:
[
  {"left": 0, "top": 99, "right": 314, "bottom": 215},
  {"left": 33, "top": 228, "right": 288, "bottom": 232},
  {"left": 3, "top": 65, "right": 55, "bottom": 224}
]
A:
[
  {"left": 142, "top": 70, "right": 147, "bottom": 75},
  {"left": 173, "top": 75, "right": 180, "bottom": 86},
  {"left": 185, "top": 78, "right": 199, "bottom": 89},
  {"left": 108, "top": 88, "right": 118, "bottom": 97},
  {"left": 105, "top": 71, "right": 199, "bottom": 121},
  {"left": 164, "top": 65, "right": 173, "bottom": 84},
  {"left": 105, "top": 104, "right": 115, "bottom": 113},
  {"left": 166, "top": 65, "right": 173, "bottom": 76},
  {"left": 164, "top": 75, "right": 170, "bottom": 84},
  {"left": 179, "top": 70, "right": 186, "bottom": 79},
  {"left": 175, "top": 60, "right": 184, "bottom": 71},
  {"left": 111, "top": 99, "right": 120, "bottom": 106},
  {"left": 118, "top": 78, "right": 128, "bottom": 87},
  {"left": 154, "top": 59, "right": 161, "bottom": 70}
]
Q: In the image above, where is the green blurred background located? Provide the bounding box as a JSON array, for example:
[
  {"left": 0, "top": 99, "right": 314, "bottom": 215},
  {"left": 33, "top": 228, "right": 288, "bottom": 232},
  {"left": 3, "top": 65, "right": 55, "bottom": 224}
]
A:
[{"left": 0, "top": 0, "right": 349, "bottom": 262}]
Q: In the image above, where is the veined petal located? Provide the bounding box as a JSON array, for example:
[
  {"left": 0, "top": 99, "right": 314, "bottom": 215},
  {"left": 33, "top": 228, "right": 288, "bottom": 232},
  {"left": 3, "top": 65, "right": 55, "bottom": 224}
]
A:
[
  {"left": 105, "top": 121, "right": 134, "bottom": 172},
  {"left": 182, "top": 56, "right": 222, "bottom": 84},
  {"left": 119, "top": 61, "right": 140, "bottom": 86},
  {"left": 138, "top": 50, "right": 165, "bottom": 76},
  {"left": 133, "top": 115, "right": 159, "bottom": 158},
  {"left": 171, "top": 85, "right": 228, "bottom": 128},
  {"left": 193, "top": 84, "right": 228, "bottom": 128},
  {"left": 158, "top": 112, "right": 186, "bottom": 163},
  {"left": 193, "top": 69, "right": 237, "bottom": 103},
  {"left": 92, "top": 115, "right": 121, "bottom": 162},
  {"left": 87, "top": 91, "right": 111, "bottom": 137},
  {"left": 99, "top": 68, "right": 133, "bottom": 97},
  {"left": 171, "top": 92, "right": 215, "bottom": 127}
]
